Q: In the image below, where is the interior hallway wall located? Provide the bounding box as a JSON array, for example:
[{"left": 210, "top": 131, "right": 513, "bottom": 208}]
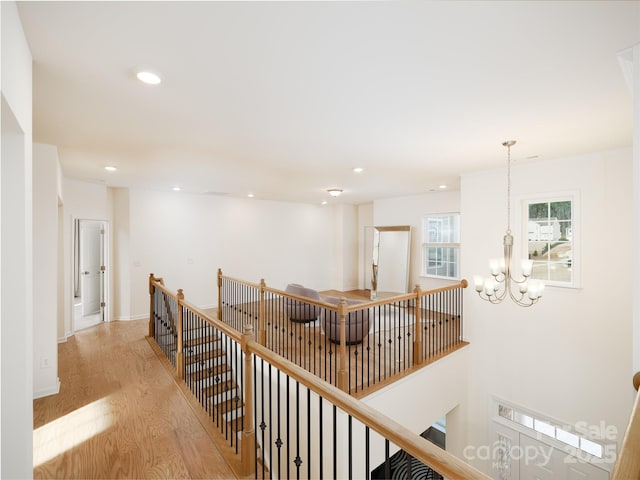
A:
[
  {"left": 126, "top": 188, "right": 339, "bottom": 317},
  {"left": 0, "top": 1, "right": 34, "bottom": 476},
  {"left": 32, "top": 143, "right": 60, "bottom": 398}
]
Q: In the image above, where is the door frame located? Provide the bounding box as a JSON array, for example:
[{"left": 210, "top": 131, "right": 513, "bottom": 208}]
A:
[{"left": 71, "top": 217, "right": 110, "bottom": 331}]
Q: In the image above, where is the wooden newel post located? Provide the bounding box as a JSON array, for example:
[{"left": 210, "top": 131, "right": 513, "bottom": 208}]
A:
[
  {"left": 176, "top": 289, "right": 185, "bottom": 380},
  {"left": 413, "top": 285, "right": 423, "bottom": 365},
  {"left": 259, "top": 279, "right": 267, "bottom": 346},
  {"left": 217, "top": 268, "right": 223, "bottom": 322},
  {"left": 337, "top": 297, "right": 349, "bottom": 392},
  {"left": 241, "top": 324, "right": 256, "bottom": 476},
  {"left": 148, "top": 273, "right": 156, "bottom": 338}
]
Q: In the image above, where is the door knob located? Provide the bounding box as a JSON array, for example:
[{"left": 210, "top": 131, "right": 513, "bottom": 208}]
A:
[{"left": 83, "top": 271, "right": 90, "bottom": 275}]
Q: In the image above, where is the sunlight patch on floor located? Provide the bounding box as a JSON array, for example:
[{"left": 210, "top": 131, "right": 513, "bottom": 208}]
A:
[{"left": 33, "top": 396, "right": 113, "bottom": 466}]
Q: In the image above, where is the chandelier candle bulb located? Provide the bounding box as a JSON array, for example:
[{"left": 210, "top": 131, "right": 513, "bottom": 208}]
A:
[
  {"left": 521, "top": 259, "right": 533, "bottom": 277},
  {"left": 490, "top": 259, "right": 500, "bottom": 276},
  {"left": 474, "top": 276, "right": 485, "bottom": 292}
]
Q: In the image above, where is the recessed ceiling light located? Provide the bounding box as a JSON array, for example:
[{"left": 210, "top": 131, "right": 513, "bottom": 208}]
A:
[
  {"left": 248, "top": 193, "right": 255, "bottom": 198},
  {"left": 439, "top": 184, "right": 448, "bottom": 189},
  {"left": 327, "top": 189, "right": 343, "bottom": 197},
  {"left": 104, "top": 166, "right": 117, "bottom": 172},
  {"left": 321, "top": 200, "right": 328, "bottom": 205},
  {"left": 172, "top": 186, "right": 181, "bottom": 192},
  {"left": 353, "top": 167, "right": 364, "bottom": 173},
  {"left": 136, "top": 70, "right": 162, "bottom": 85}
]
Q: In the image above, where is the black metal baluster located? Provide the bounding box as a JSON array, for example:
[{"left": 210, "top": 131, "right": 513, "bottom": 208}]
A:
[
  {"left": 319, "top": 396, "right": 323, "bottom": 480},
  {"left": 307, "top": 387, "right": 311, "bottom": 480},
  {"left": 384, "top": 439, "right": 390, "bottom": 479},
  {"left": 348, "top": 415, "right": 353, "bottom": 479},
  {"left": 295, "top": 381, "right": 301, "bottom": 479},
  {"left": 286, "top": 375, "right": 290, "bottom": 480},
  {"left": 332, "top": 405, "right": 337, "bottom": 480},
  {"left": 365, "top": 426, "right": 370, "bottom": 480},
  {"left": 276, "top": 369, "right": 281, "bottom": 479},
  {"left": 268, "top": 364, "right": 273, "bottom": 479}
]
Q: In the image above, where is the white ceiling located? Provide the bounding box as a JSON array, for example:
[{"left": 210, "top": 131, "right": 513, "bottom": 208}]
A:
[{"left": 17, "top": 1, "right": 640, "bottom": 205}]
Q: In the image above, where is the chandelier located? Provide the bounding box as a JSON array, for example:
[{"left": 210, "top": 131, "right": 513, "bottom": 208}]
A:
[{"left": 474, "top": 140, "right": 544, "bottom": 307}]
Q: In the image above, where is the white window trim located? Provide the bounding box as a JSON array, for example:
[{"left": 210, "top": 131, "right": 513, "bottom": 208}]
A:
[
  {"left": 518, "top": 190, "right": 581, "bottom": 289},
  {"left": 421, "top": 212, "right": 460, "bottom": 280}
]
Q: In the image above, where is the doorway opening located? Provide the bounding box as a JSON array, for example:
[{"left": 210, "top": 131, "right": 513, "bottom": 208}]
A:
[{"left": 73, "top": 219, "right": 109, "bottom": 332}]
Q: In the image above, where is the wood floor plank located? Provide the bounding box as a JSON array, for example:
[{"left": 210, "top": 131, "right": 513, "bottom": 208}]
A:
[{"left": 33, "top": 319, "right": 238, "bottom": 479}]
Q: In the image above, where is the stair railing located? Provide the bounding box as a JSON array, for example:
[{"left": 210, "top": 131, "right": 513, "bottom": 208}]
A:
[
  {"left": 217, "top": 268, "right": 468, "bottom": 396},
  {"left": 611, "top": 371, "right": 640, "bottom": 479},
  {"left": 147, "top": 272, "right": 489, "bottom": 480}
]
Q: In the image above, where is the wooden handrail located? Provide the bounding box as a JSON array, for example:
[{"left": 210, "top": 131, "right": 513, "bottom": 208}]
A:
[
  {"left": 611, "top": 371, "right": 640, "bottom": 479},
  {"left": 248, "top": 339, "right": 490, "bottom": 480},
  {"left": 417, "top": 279, "right": 468, "bottom": 297}
]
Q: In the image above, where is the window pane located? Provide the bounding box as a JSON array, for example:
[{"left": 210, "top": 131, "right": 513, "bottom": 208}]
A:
[
  {"left": 534, "top": 419, "right": 555, "bottom": 438},
  {"left": 498, "top": 404, "right": 514, "bottom": 421},
  {"left": 514, "top": 412, "right": 534, "bottom": 429},
  {"left": 550, "top": 200, "right": 571, "bottom": 221},
  {"left": 580, "top": 438, "right": 603, "bottom": 458},
  {"left": 423, "top": 214, "right": 460, "bottom": 279},
  {"left": 529, "top": 202, "right": 549, "bottom": 219},
  {"left": 526, "top": 198, "right": 574, "bottom": 286},
  {"left": 556, "top": 428, "right": 579, "bottom": 448}
]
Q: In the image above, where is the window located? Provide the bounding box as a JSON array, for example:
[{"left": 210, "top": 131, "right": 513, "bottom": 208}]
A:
[
  {"left": 496, "top": 401, "right": 606, "bottom": 459},
  {"left": 524, "top": 194, "right": 578, "bottom": 287},
  {"left": 422, "top": 214, "right": 460, "bottom": 279}
]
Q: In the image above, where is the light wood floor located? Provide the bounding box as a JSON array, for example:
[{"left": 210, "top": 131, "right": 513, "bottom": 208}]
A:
[{"left": 33, "top": 319, "right": 238, "bottom": 479}]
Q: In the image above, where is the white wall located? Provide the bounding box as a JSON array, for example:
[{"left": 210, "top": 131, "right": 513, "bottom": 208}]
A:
[
  {"left": 32, "top": 143, "right": 60, "bottom": 398},
  {"left": 111, "top": 188, "right": 131, "bottom": 320},
  {"left": 0, "top": 1, "right": 34, "bottom": 476},
  {"left": 357, "top": 203, "right": 373, "bottom": 289},
  {"left": 330, "top": 204, "right": 359, "bottom": 292},
  {"left": 126, "top": 188, "right": 338, "bottom": 317},
  {"left": 461, "top": 148, "right": 633, "bottom": 474},
  {"left": 374, "top": 190, "right": 460, "bottom": 291},
  {"left": 362, "top": 346, "right": 469, "bottom": 448}
]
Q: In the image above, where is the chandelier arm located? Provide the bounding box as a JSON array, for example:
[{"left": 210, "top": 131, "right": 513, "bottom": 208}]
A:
[{"left": 506, "top": 281, "right": 536, "bottom": 307}]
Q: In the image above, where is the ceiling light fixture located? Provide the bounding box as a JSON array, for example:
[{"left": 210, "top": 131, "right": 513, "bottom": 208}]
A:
[
  {"left": 439, "top": 184, "right": 447, "bottom": 189},
  {"left": 353, "top": 167, "right": 364, "bottom": 173},
  {"left": 327, "top": 189, "right": 343, "bottom": 197},
  {"left": 172, "top": 186, "right": 181, "bottom": 192},
  {"left": 248, "top": 193, "right": 255, "bottom": 198},
  {"left": 104, "top": 166, "right": 117, "bottom": 172},
  {"left": 474, "top": 140, "right": 544, "bottom": 307},
  {"left": 136, "top": 70, "right": 162, "bottom": 85}
]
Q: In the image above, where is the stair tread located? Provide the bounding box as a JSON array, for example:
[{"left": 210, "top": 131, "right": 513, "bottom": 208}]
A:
[
  {"left": 203, "top": 379, "right": 238, "bottom": 398},
  {"left": 183, "top": 335, "right": 220, "bottom": 348},
  {"left": 187, "top": 363, "right": 230, "bottom": 380},
  {"left": 215, "top": 398, "right": 245, "bottom": 415},
  {"left": 185, "top": 348, "right": 225, "bottom": 364}
]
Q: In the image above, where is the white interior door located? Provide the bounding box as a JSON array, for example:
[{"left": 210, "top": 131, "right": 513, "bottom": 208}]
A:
[{"left": 80, "top": 221, "right": 102, "bottom": 316}]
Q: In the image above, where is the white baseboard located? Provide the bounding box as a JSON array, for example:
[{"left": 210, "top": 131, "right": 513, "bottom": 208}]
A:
[
  {"left": 34, "top": 378, "right": 61, "bottom": 399},
  {"left": 113, "top": 313, "right": 148, "bottom": 321}
]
